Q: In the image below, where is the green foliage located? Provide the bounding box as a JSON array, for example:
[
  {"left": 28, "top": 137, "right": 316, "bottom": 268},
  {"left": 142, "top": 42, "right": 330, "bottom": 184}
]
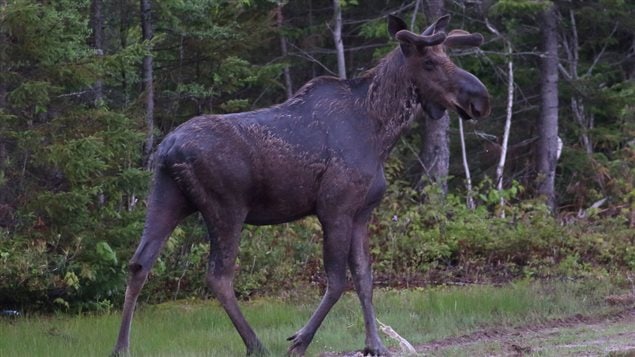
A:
[
  {"left": 130, "top": 178, "right": 633, "bottom": 305},
  {"left": 340, "top": 0, "right": 359, "bottom": 7},
  {"left": 1, "top": 0, "right": 633, "bottom": 313},
  {"left": 7, "top": 81, "right": 56, "bottom": 114},
  {"left": 359, "top": 19, "right": 387, "bottom": 40},
  {"left": 489, "top": 0, "right": 549, "bottom": 18},
  {"left": 0, "top": 108, "right": 146, "bottom": 311},
  {"left": 0, "top": 0, "right": 282, "bottom": 311}
]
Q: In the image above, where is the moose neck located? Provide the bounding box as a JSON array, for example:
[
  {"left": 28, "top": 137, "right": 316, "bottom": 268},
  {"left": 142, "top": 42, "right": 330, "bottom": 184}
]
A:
[{"left": 364, "top": 49, "right": 421, "bottom": 159}]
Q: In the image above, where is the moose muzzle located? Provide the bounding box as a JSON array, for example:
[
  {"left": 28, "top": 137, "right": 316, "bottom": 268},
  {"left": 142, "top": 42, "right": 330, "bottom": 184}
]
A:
[{"left": 454, "top": 68, "right": 491, "bottom": 120}]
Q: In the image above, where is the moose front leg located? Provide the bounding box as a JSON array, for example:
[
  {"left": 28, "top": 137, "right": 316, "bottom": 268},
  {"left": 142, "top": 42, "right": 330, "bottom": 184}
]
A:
[
  {"left": 287, "top": 216, "right": 352, "bottom": 356},
  {"left": 349, "top": 213, "right": 389, "bottom": 356},
  {"left": 205, "top": 218, "right": 267, "bottom": 356},
  {"left": 112, "top": 266, "right": 149, "bottom": 356}
]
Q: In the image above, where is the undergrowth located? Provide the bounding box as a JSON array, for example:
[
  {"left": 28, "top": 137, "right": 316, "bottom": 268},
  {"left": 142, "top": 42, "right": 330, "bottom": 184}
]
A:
[
  {"left": 136, "top": 181, "right": 633, "bottom": 309},
  {"left": 1, "top": 179, "right": 633, "bottom": 312}
]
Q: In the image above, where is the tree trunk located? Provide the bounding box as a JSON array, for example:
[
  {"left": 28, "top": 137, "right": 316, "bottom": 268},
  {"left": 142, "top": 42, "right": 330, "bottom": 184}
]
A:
[
  {"left": 559, "top": 9, "right": 603, "bottom": 156},
  {"left": 0, "top": 0, "right": 8, "bottom": 109},
  {"left": 0, "top": 0, "right": 6, "bottom": 199},
  {"left": 410, "top": 0, "right": 422, "bottom": 29},
  {"left": 277, "top": 2, "right": 293, "bottom": 98},
  {"left": 90, "top": 0, "right": 104, "bottom": 105},
  {"left": 332, "top": 0, "right": 346, "bottom": 79},
  {"left": 571, "top": 97, "right": 593, "bottom": 154},
  {"left": 418, "top": 0, "right": 450, "bottom": 195},
  {"left": 119, "top": 0, "right": 130, "bottom": 107},
  {"left": 422, "top": 0, "right": 444, "bottom": 24},
  {"left": 628, "top": 37, "right": 635, "bottom": 80},
  {"left": 140, "top": 0, "right": 154, "bottom": 168},
  {"left": 496, "top": 46, "right": 513, "bottom": 214},
  {"left": 458, "top": 117, "right": 475, "bottom": 209},
  {"left": 536, "top": 3, "right": 559, "bottom": 212},
  {"left": 417, "top": 117, "right": 450, "bottom": 194},
  {"left": 486, "top": 19, "right": 515, "bottom": 215}
]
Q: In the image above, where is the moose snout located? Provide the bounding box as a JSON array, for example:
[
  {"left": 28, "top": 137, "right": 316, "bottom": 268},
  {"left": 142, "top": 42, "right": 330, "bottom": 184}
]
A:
[
  {"left": 456, "top": 68, "right": 491, "bottom": 120},
  {"left": 468, "top": 95, "right": 490, "bottom": 119}
]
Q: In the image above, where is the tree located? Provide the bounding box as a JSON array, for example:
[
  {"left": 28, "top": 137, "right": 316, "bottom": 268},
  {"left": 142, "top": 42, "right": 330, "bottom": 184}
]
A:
[
  {"left": 0, "top": 0, "right": 7, "bottom": 109},
  {"left": 0, "top": 0, "right": 147, "bottom": 309},
  {"left": 485, "top": 19, "right": 515, "bottom": 216},
  {"left": 332, "top": 0, "right": 346, "bottom": 79},
  {"left": 457, "top": 116, "right": 475, "bottom": 209},
  {"left": 1, "top": 0, "right": 633, "bottom": 312},
  {"left": 90, "top": 0, "right": 104, "bottom": 105},
  {"left": 140, "top": 0, "right": 154, "bottom": 167},
  {"left": 417, "top": 0, "right": 451, "bottom": 195},
  {"left": 535, "top": 2, "right": 559, "bottom": 212},
  {"left": 277, "top": 1, "right": 293, "bottom": 98}
]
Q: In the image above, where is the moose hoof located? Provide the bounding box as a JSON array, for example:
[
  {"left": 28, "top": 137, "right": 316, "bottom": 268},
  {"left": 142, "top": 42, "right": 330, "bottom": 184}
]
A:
[
  {"left": 246, "top": 343, "right": 269, "bottom": 357},
  {"left": 286, "top": 330, "right": 314, "bottom": 356},
  {"left": 362, "top": 345, "right": 391, "bottom": 357},
  {"left": 110, "top": 348, "right": 130, "bottom": 357}
]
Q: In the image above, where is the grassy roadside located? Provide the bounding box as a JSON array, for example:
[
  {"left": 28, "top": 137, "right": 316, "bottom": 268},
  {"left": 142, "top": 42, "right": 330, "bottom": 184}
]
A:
[{"left": 0, "top": 279, "right": 629, "bottom": 356}]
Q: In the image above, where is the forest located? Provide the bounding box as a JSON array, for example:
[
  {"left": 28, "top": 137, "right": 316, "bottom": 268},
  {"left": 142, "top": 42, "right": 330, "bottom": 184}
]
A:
[{"left": 0, "top": 0, "right": 633, "bottom": 312}]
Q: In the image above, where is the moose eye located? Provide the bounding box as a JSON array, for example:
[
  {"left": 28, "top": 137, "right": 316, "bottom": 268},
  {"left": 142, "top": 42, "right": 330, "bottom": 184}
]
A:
[{"left": 423, "top": 59, "right": 435, "bottom": 71}]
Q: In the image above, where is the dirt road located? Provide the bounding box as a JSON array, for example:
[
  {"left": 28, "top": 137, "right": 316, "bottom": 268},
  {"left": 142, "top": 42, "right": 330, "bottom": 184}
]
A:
[
  {"left": 415, "top": 307, "right": 635, "bottom": 356},
  {"left": 329, "top": 306, "right": 635, "bottom": 356}
]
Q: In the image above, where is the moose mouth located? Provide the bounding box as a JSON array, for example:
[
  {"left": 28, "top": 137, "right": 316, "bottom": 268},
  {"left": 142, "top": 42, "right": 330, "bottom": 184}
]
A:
[
  {"left": 455, "top": 105, "right": 472, "bottom": 120},
  {"left": 422, "top": 100, "right": 481, "bottom": 121}
]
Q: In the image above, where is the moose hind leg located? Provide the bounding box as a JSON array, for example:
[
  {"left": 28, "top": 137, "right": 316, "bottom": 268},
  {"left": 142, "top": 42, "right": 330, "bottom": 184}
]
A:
[
  {"left": 113, "top": 171, "right": 193, "bottom": 355},
  {"left": 287, "top": 216, "right": 352, "bottom": 356},
  {"left": 204, "top": 212, "right": 267, "bottom": 356}
]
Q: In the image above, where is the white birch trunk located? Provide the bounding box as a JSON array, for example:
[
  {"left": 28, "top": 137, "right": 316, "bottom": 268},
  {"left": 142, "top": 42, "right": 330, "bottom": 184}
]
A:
[
  {"left": 332, "top": 0, "right": 346, "bottom": 79},
  {"left": 496, "top": 45, "right": 514, "bottom": 216},
  {"left": 458, "top": 117, "right": 475, "bottom": 209}
]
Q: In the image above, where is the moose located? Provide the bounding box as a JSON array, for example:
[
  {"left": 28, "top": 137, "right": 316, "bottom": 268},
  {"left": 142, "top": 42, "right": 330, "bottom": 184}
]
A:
[{"left": 113, "top": 14, "right": 490, "bottom": 356}]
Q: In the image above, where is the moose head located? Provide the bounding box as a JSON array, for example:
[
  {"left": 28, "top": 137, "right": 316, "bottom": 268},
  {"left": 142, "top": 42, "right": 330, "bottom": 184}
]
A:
[{"left": 388, "top": 15, "right": 491, "bottom": 121}]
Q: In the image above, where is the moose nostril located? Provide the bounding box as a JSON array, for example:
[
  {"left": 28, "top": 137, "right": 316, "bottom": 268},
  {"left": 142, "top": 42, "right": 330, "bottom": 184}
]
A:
[{"left": 470, "top": 103, "right": 481, "bottom": 118}]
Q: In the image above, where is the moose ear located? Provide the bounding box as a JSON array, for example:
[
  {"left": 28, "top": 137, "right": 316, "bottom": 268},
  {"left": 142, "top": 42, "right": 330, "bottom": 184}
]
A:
[
  {"left": 422, "top": 14, "right": 451, "bottom": 36},
  {"left": 388, "top": 15, "right": 408, "bottom": 38},
  {"left": 445, "top": 29, "right": 484, "bottom": 48}
]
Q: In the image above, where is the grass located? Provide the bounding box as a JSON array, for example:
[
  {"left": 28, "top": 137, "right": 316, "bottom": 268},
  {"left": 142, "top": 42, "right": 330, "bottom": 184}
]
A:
[{"left": 0, "top": 279, "right": 623, "bottom": 356}]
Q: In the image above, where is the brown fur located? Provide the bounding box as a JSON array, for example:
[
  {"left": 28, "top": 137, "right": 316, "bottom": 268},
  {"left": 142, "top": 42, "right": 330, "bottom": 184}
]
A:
[{"left": 113, "top": 15, "right": 490, "bottom": 357}]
